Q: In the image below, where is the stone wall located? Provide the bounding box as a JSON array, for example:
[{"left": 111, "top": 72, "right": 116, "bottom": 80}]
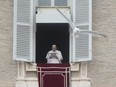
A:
[
  {"left": 0, "top": 0, "right": 17, "bottom": 87},
  {"left": 88, "top": 0, "right": 116, "bottom": 87},
  {"left": 0, "top": 0, "right": 116, "bottom": 87}
]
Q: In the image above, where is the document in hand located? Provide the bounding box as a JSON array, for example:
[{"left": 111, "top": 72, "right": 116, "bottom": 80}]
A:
[{"left": 50, "top": 53, "right": 57, "bottom": 58}]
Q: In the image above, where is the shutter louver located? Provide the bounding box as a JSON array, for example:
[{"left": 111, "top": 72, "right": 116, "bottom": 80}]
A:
[
  {"left": 17, "top": 0, "right": 30, "bottom": 23},
  {"left": 75, "top": 0, "right": 89, "bottom": 24},
  {"left": 17, "top": 25, "right": 30, "bottom": 58},
  {"left": 13, "top": 0, "right": 34, "bottom": 62},
  {"left": 73, "top": 0, "right": 92, "bottom": 61}
]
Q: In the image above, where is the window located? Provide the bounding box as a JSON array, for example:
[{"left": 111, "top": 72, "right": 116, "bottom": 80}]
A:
[
  {"left": 38, "top": 0, "right": 69, "bottom": 6},
  {"left": 55, "top": 0, "right": 67, "bottom": 6},
  {"left": 13, "top": 0, "right": 92, "bottom": 62},
  {"left": 36, "top": 23, "right": 69, "bottom": 63},
  {"left": 38, "top": 0, "right": 51, "bottom": 6}
]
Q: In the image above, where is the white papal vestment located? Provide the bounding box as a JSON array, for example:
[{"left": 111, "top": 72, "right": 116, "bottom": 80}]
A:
[{"left": 46, "top": 50, "right": 63, "bottom": 64}]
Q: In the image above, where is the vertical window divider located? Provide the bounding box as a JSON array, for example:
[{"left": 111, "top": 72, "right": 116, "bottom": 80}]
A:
[
  {"left": 51, "top": 0, "right": 55, "bottom": 6},
  {"left": 67, "top": 0, "right": 70, "bottom": 6}
]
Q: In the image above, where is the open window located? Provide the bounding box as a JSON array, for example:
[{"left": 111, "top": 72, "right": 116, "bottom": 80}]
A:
[
  {"left": 13, "top": 0, "right": 92, "bottom": 63},
  {"left": 36, "top": 23, "right": 69, "bottom": 63},
  {"left": 36, "top": 8, "right": 70, "bottom": 63}
]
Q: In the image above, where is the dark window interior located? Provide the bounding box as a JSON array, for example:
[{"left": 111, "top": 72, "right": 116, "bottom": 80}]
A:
[{"left": 36, "top": 23, "right": 69, "bottom": 63}]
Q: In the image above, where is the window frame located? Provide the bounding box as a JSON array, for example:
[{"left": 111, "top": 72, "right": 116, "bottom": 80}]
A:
[{"left": 37, "top": 0, "right": 70, "bottom": 7}]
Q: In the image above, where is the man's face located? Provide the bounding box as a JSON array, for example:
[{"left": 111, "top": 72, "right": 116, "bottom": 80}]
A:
[{"left": 52, "top": 45, "right": 57, "bottom": 51}]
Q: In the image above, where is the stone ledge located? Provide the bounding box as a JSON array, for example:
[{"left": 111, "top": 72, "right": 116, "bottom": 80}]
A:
[
  {"left": 71, "top": 78, "right": 90, "bottom": 81},
  {"left": 17, "top": 77, "right": 38, "bottom": 81}
]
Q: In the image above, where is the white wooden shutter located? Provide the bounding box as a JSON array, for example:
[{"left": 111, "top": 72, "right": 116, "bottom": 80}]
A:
[
  {"left": 13, "top": 0, "right": 35, "bottom": 62},
  {"left": 73, "top": 0, "right": 92, "bottom": 62}
]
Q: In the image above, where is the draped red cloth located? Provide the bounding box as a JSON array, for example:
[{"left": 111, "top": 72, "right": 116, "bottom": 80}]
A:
[{"left": 37, "top": 64, "right": 70, "bottom": 87}]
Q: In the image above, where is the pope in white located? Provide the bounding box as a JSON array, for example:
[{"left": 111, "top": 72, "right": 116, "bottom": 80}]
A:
[{"left": 46, "top": 45, "right": 63, "bottom": 64}]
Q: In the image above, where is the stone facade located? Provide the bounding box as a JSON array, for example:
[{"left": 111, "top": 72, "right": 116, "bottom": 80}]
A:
[
  {"left": 0, "top": 0, "right": 17, "bottom": 87},
  {"left": 0, "top": 0, "right": 116, "bottom": 87},
  {"left": 88, "top": 0, "right": 116, "bottom": 87}
]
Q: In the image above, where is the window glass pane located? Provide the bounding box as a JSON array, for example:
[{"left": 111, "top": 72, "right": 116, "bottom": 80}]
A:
[
  {"left": 55, "top": 0, "right": 67, "bottom": 6},
  {"left": 38, "top": 0, "right": 51, "bottom": 6}
]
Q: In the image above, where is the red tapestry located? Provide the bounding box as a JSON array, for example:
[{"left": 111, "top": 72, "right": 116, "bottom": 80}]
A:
[{"left": 37, "top": 64, "right": 70, "bottom": 87}]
